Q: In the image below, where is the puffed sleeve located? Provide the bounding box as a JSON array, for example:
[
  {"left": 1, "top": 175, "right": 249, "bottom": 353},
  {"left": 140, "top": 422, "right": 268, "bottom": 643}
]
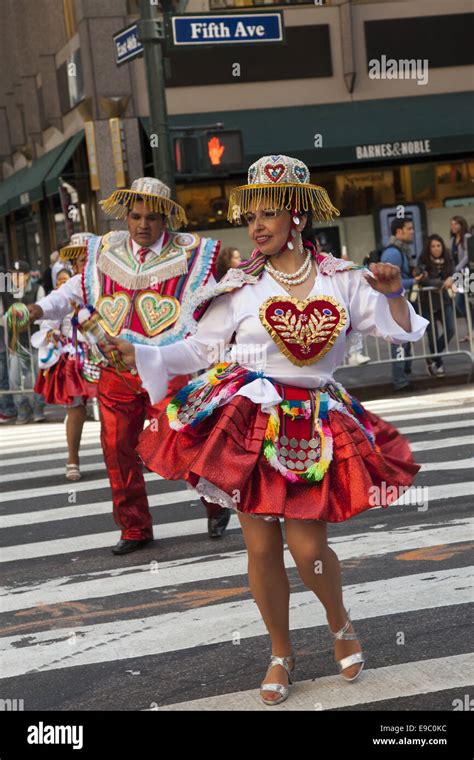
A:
[
  {"left": 346, "top": 269, "right": 429, "bottom": 344},
  {"left": 135, "top": 290, "right": 237, "bottom": 404},
  {"left": 36, "top": 274, "right": 84, "bottom": 321}
]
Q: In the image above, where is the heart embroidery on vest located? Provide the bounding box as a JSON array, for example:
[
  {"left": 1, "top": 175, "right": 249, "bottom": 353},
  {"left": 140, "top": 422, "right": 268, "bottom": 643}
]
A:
[
  {"left": 264, "top": 163, "right": 286, "bottom": 183},
  {"left": 135, "top": 290, "right": 181, "bottom": 337},
  {"left": 260, "top": 296, "right": 347, "bottom": 366},
  {"left": 96, "top": 293, "right": 131, "bottom": 336}
]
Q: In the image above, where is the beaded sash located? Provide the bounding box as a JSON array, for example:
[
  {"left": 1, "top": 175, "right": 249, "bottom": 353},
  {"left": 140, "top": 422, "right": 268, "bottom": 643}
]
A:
[{"left": 166, "top": 362, "right": 380, "bottom": 485}]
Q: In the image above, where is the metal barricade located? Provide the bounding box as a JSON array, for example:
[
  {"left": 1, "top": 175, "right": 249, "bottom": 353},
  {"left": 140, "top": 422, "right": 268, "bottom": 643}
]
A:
[{"left": 341, "top": 285, "right": 473, "bottom": 382}]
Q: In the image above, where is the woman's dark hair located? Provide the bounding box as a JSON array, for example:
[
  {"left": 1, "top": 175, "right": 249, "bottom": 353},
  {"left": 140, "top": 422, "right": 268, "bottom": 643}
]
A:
[
  {"left": 451, "top": 215, "right": 469, "bottom": 241},
  {"left": 216, "top": 246, "right": 240, "bottom": 281},
  {"left": 55, "top": 268, "right": 72, "bottom": 280},
  {"left": 418, "top": 234, "right": 453, "bottom": 276}
]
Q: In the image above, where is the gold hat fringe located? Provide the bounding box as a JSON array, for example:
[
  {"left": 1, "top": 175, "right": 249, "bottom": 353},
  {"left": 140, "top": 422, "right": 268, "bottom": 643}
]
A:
[
  {"left": 100, "top": 190, "right": 187, "bottom": 230},
  {"left": 227, "top": 183, "right": 340, "bottom": 224},
  {"left": 59, "top": 245, "right": 88, "bottom": 261}
]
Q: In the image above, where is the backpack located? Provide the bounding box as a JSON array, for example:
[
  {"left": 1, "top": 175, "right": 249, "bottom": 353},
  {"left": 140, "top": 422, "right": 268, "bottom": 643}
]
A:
[
  {"left": 363, "top": 246, "right": 383, "bottom": 267},
  {"left": 363, "top": 244, "right": 404, "bottom": 269}
]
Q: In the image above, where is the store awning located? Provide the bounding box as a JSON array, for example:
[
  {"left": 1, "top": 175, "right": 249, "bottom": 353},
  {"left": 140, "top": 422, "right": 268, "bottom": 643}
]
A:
[
  {"left": 0, "top": 131, "right": 84, "bottom": 216},
  {"left": 141, "top": 90, "right": 474, "bottom": 170},
  {"left": 44, "top": 130, "right": 84, "bottom": 197}
]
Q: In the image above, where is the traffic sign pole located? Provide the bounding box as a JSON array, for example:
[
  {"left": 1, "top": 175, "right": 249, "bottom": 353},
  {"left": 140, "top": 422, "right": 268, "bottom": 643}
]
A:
[{"left": 138, "top": 0, "right": 176, "bottom": 197}]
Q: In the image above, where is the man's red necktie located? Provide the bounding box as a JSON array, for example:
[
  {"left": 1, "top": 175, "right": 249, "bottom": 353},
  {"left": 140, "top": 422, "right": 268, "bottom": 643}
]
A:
[{"left": 138, "top": 247, "right": 151, "bottom": 264}]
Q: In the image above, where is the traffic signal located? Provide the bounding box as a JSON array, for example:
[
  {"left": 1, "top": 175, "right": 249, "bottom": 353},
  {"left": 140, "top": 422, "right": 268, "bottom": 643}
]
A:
[
  {"left": 204, "top": 130, "right": 244, "bottom": 171},
  {"left": 173, "top": 130, "right": 244, "bottom": 175}
]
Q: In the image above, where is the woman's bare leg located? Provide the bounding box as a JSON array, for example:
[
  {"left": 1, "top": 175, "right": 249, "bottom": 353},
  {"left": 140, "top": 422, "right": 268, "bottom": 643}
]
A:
[
  {"left": 237, "top": 512, "right": 293, "bottom": 701},
  {"left": 66, "top": 404, "right": 87, "bottom": 465},
  {"left": 284, "top": 519, "right": 362, "bottom": 679}
]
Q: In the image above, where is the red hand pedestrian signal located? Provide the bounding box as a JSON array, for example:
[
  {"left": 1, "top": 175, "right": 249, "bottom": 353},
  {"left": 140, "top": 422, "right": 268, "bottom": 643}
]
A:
[{"left": 208, "top": 136, "right": 225, "bottom": 166}]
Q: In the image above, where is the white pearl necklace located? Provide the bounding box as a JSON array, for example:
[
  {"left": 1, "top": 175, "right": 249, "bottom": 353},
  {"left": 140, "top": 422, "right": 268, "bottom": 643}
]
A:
[{"left": 265, "top": 251, "right": 312, "bottom": 286}]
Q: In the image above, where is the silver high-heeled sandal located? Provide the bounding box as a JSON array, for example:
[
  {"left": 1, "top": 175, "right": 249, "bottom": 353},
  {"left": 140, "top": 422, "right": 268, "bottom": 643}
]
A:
[
  {"left": 260, "top": 653, "right": 296, "bottom": 706},
  {"left": 329, "top": 611, "right": 365, "bottom": 682}
]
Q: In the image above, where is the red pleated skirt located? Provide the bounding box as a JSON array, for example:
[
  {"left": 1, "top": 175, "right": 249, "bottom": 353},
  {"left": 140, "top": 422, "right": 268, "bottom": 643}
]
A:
[
  {"left": 138, "top": 386, "right": 420, "bottom": 523},
  {"left": 35, "top": 354, "right": 98, "bottom": 406}
]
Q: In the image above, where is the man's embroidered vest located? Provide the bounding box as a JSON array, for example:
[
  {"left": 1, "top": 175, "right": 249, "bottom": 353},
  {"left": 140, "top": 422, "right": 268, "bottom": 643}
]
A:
[{"left": 82, "top": 230, "right": 219, "bottom": 346}]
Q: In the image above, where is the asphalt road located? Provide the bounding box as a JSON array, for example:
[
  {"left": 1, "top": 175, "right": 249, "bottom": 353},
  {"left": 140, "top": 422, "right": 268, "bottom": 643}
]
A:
[{"left": 0, "top": 385, "right": 472, "bottom": 712}]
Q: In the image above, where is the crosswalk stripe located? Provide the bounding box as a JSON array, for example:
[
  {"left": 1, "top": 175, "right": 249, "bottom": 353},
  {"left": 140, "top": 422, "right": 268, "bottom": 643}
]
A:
[
  {"left": 410, "top": 435, "right": 473, "bottom": 452},
  {"left": 157, "top": 653, "right": 474, "bottom": 711},
  {"left": 1, "top": 521, "right": 472, "bottom": 613},
  {"left": 0, "top": 448, "right": 104, "bottom": 467},
  {"left": 0, "top": 568, "right": 471, "bottom": 678},
  {"left": 384, "top": 406, "right": 474, "bottom": 422},
  {"left": 362, "top": 388, "right": 473, "bottom": 408},
  {"left": 0, "top": 421, "right": 100, "bottom": 439},
  {"left": 0, "top": 454, "right": 472, "bottom": 489},
  {"left": 0, "top": 489, "right": 197, "bottom": 528},
  {"left": 397, "top": 419, "right": 473, "bottom": 434},
  {"left": 0, "top": 471, "right": 162, "bottom": 502},
  {"left": 0, "top": 440, "right": 101, "bottom": 456},
  {"left": 0, "top": 483, "right": 472, "bottom": 564},
  {"left": 0, "top": 434, "right": 472, "bottom": 470},
  {"left": 0, "top": 461, "right": 108, "bottom": 483},
  {"left": 0, "top": 457, "right": 471, "bottom": 524}
]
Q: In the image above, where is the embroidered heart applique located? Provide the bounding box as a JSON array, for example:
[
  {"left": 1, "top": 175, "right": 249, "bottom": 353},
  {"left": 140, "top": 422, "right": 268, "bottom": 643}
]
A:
[
  {"left": 264, "top": 163, "right": 286, "bottom": 183},
  {"left": 293, "top": 165, "right": 308, "bottom": 183},
  {"left": 96, "top": 293, "right": 131, "bottom": 336},
  {"left": 135, "top": 290, "right": 181, "bottom": 337},
  {"left": 260, "top": 296, "right": 347, "bottom": 366}
]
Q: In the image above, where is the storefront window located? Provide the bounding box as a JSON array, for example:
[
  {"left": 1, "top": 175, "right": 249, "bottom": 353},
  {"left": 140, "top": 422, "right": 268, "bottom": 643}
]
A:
[
  {"left": 176, "top": 159, "right": 474, "bottom": 230},
  {"left": 210, "top": 0, "right": 317, "bottom": 7}
]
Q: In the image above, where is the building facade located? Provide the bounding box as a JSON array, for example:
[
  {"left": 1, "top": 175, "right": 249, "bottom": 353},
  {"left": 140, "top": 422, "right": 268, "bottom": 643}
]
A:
[{"left": 0, "top": 0, "right": 473, "bottom": 269}]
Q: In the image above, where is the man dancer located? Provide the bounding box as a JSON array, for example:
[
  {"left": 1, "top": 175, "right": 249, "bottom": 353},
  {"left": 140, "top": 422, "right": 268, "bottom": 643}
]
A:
[{"left": 28, "top": 177, "right": 230, "bottom": 554}]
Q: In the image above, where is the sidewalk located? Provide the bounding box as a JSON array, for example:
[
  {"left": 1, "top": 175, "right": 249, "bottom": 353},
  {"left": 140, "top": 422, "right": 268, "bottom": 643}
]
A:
[{"left": 337, "top": 344, "right": 473, "bottom": 402}]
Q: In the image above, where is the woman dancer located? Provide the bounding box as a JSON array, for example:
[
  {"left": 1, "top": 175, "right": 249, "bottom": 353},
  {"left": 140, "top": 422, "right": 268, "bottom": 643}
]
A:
[
  {"left": 33, "top": 234, "right": 100, "bottom": 480},
  {"left": 105, "top": 156, "right": 428, "bottom": 705}
]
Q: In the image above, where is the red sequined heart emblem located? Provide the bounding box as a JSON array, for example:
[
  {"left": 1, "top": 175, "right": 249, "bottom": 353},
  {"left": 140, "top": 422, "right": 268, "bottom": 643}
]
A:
[{"left": 260, "top": 296, "right": 347, "bottom": 366}]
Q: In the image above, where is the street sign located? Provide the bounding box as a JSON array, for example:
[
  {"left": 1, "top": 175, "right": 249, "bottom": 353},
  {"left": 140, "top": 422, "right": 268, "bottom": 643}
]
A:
[
  {"left": 113, "top": 24, "right": 144, "bottom": 66},
  {"left": 171, "top": 13, "right": 284, "bottom": 46}
]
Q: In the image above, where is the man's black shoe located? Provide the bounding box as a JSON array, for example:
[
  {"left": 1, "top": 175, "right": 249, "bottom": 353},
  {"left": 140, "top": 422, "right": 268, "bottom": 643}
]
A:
[
  {"left": 208, "top": 508, "right": 231, "bottom": 539},
  {"left": 111, "top": 538, "right": 153, "bottom": 555},
  {"left": 393, "top": 382, "right": 414, "bottom": 393}
]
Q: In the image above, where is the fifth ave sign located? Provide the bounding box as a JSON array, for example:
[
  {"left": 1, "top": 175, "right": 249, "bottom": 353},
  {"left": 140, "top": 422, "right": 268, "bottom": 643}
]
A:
[{"left": 171, "top": 13, "right": 284, "bottom": 46}]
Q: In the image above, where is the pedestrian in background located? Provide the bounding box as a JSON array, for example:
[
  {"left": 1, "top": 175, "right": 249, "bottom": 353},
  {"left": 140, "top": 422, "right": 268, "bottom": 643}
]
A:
[
  {"left": 5, "top": 260, "right": 46, "bottom": 424},
  {"left": 216, "top": 246, "right": 242, "bottom": 281},
  {"left": 0, "top": 266, "right": 17, "bottom": 423},
  {"left": 445, "top": 216, "right": 472, "bottom": 341},
  {"left": 416, "top": 234, "right": 455, "bottom": 377},
  {"left": 381, "top": 219, "right": 425, "bottom": 392}
]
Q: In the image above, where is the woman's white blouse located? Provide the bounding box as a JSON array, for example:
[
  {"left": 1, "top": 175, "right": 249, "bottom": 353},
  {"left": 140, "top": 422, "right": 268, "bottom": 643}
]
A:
[{"left": 135, "top": 267, "right": 428, "bottom": 406}]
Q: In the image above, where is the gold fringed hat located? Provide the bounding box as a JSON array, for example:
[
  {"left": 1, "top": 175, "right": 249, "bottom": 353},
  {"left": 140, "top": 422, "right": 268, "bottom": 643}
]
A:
[
  {"left": 228, "top": 155, "right": 339, "bottom": 224},
  {"left": 100, "top": 177, "right": 187, "bottom": 230},
  {"left": 59, "top": 232, "right": 95, "bottom": 261}
]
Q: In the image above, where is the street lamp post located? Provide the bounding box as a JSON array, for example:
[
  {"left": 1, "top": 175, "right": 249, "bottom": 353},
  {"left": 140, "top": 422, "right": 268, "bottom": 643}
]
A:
[{"left": 138, "top": 0, "right": 175, "bottom": 196}]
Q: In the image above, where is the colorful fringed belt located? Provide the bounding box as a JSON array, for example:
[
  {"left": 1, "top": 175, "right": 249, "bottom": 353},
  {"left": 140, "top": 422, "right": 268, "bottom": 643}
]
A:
[{"left": 166, "top": 362, "right": 380, "bottom": 484}]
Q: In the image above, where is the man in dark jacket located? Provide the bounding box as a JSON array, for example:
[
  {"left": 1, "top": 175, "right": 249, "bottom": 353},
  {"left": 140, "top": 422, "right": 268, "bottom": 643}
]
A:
[{"left": 381, "top": 219, "right": 424, "bottom": 391}]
